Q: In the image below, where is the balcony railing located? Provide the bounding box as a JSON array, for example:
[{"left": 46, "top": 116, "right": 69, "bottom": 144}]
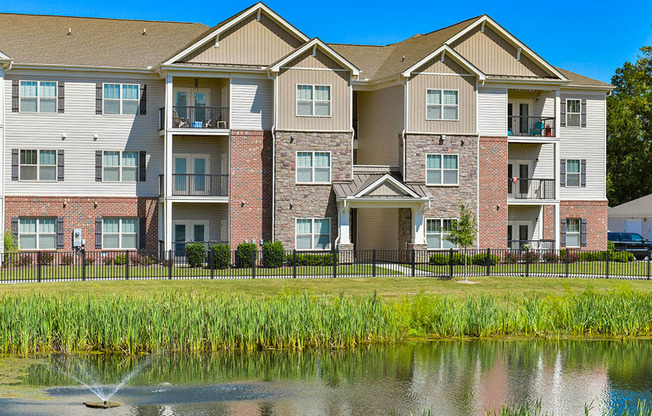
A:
[
  {"left": 159, "top": 106, "right": 230, "bottom": 130},
  {"left": 508, "top": 178, "right": 555, "bottom": 200},
  {"left": 508, "top": 239, "right": 555, "bottom": 250},
  {"left": 508, "top": 116, "right": 555, "bottom": 137},
  {"left": 159, "top": 174, "right": 229, "bottom": 197}
]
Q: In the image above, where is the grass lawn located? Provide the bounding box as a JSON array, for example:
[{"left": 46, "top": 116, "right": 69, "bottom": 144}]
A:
[{"left": 0, "top": 274, "right": 649, "bottom": 300}]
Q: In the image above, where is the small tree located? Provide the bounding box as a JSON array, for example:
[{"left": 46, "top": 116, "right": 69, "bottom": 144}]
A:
[{"left": 446, "top": 204, "right": 477, "bottom": 280}]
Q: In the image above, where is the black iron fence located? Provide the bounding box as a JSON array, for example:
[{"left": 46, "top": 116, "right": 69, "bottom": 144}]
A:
[{"left": 0, "top": 248, "right": 649, "bottom": 283}]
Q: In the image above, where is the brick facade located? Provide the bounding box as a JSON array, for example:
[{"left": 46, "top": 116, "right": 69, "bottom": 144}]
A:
[
  {"left": 274, "top": 131, "right": 352, "bottom": 250},
  {"left": 542, "top": 205, "right": 556, "bottom": 241},
  {"left": 560, "top": 200, "right": 608, "bottom": 250},
  {"left": 229, "top": 130, "right": 273, "bottom": 247},
  {"left": 478, "top": 136, "right": 508, "bottom": 248},
  {"left": 5, "top": 196, "right": 158, "bottom": 251}
]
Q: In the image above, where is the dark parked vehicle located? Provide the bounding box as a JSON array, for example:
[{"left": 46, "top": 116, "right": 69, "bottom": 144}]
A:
[{"left": 608, "top": 232, "right": 652, "bottom": 259}]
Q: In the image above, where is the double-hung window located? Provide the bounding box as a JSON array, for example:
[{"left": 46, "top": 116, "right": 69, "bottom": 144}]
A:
[
  {"left": 426, "top": 219, "right": 457, "bottom": 249},
  {"left": 103, "top": 217, "right": 138, "bottom": 249},
  {"left": 296, "top": 151, "right": 331, "bottom": 184},
  {"left": 426, "top": 89, "right": 458, "bottom": 120},
  {"left": 19, "top": 149, "right": 56, "bottom": 181},
  {"left": 104, "top": 83, "right": 139, "bottom": 114},
  {"left": 20, "top": 81, "right": 57, "bottom": 113},
  {"left": 297, "top": 85, "right": 331, "bottom": 117},
  {"left": 566, "top": 99, "right": 581, "bottom": 127},
  {"left": 566, "top": 159, "right": 580, "bottom": 187},
  {"left": 103, "top": 151, "right": 138, "bottom": 182},
  {"left": 566, "top": 218, "right": 581, "bottom": 248},
  {"left": 296, "top": 218, "right": 331, "bottom": 250},
  {"left": 18, "top": 218, "right": 56, "bottom": 250},
  {"left": 426, "top": 154, "right": 458, "bottom": 185}
]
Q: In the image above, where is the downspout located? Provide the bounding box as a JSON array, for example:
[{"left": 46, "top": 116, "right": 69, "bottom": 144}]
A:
[
  {"left": 267, "top": 70, "right": 277, "bottom": 241},
  {"left": 398, "top": 75, "right": 408, "bottom": 179}
]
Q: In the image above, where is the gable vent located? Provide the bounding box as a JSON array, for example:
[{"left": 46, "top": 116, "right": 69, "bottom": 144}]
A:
[
  {"left": 67, "top": 28, "right": 72, "bottom": 36},
  {"left": 142, "top": 28, "right": 147, "bottom": 36}
]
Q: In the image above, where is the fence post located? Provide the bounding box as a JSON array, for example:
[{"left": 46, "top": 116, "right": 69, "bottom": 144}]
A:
[
  {"left": 292, "top": 250, "right": 297, "bottom": 279},
  {"left": 372, "top": 249, "right": 376, "bottom": 277},
  {"left": 565, "top": 249, "right": 569, "bottom": 278},
  {"left": 82, "top": 250, "right": 86, "bottom": 282},
  {"left": 251, "top": 249, "right": 256, "bottom": 279},
  {"left": 449, "top": 248, "right": 454, "bottom": 278},
  {"left": 486, "top": 248, "right": 491, "bottom": 276},
  {"left": 332, "top": 247, "right": 337, "bottom": 278},
  {"left": 209, "top": 249, "right": 214, "bottom": 280},
  {"left": 168, "top": 250, "right": 173, "bottom": 280},
  {"left": 605, "top": 249, "right": 610, "bottom": 279},
  {"left": 37, "top": 251, "right": 42, "bottom": 283},
  {"left": 125, "top": 251, "right": 130, "bottom": 280},
  {"left": 411, "top": 249, "right": 416, "bottom": 277},
  {"left": 647, "top": 250, "right": 651, "bottom": 280},
  {"left": 525, "top": 249, "right": 530, "bottom": 277}
]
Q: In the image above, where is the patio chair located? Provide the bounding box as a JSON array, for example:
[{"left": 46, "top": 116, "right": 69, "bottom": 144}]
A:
[
  {"left": 203, "top": 119, "right": 212, "bottom": 128},
  {"left": 173, "top": 111, "right": 188, "bottom": 128},
  {"left": 529, "top": 121, "right": 544, "bottom": 136}
]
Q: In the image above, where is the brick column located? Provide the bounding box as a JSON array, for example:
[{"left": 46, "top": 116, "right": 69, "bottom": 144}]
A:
[{"left": 478, "top": 136, "right": 508, "bottom": 248}]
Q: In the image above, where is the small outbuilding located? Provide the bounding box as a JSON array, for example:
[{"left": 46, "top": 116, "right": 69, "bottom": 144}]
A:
[{"left": 608, "top": 194, "right": 652, "bottom": 239}]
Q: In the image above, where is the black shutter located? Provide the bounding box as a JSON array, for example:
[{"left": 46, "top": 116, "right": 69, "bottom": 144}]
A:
[
  {"left": 95, "top": 218, "right": 103, "bottom": 249},
  {"left": 95, "top": 82, "right": 103, "bottom": 114},
  {"left": 57, "top": 149, "right": 64, "bottom": 181},
  {"left": 58, "top": 81, "right": 65, "bottom": 113},
  {"left": 95, "top": 150, "right": 102, "bottom": 182},
  {"left": 560, "top": 218, "right": 567, "bottom": 247},
  {"left": 580, "top": 159, "right": 586, "bottom": 187},
  {"left": 139, "top": 217, "right": 146, "bottom": 249},
  {"left": 580, "top": 98, "right": 587, "bottom": 128},
  {"left": 580, "top": 218, "right": 587, "bottom": 247},
  {"left": 560, "top": 159, "right": 566, "bottom": 187},
  {"left": 11, "top": 80, "right": 19, "bottom": 112},
  {"left": 559, "top": 97, "right": 566, "bottom": 127},
  {"left": 139, "top": 151, "right": 146, "bottom": 182},
  {"left": 11, "top": 149, "right": 18, "bottom": 181},
  {"left": 56, "top": 217, "right": 65, "bottom": 249},
  {"left": 11, "top": 218, "right": 18, "bottom": 242},
  {"left": 139, "top": 84, "right": 147, "bottom": 115}
]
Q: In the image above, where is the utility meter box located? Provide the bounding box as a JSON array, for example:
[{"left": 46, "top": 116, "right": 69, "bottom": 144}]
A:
[{"left": 73, "top": 228, "right": 83, "bottom": 247}]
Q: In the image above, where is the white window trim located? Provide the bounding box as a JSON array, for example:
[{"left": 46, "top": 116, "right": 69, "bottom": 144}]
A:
[
  {"left": 102, "top": 217, "right": 139, "bottom": 250},
  {"left": 565, "top": 158, "right": 581, "bottom": 188},
  {"left": 566, "top": 218, "right": 581, "bottom": 248},
  {"left": 295, "top": 217, "right": 331, "bottom": 251},
  {"left": 425, "top": 218, "right": 458, "bottom": 250},
  {"left": 566, "top": 98, "right": 581, "bottom": 128},
  {"left": 296, "top": 84, "right": 332, "bottom": 118},
  {"left": 425, "top": 153, "right": 459, "bottom": 186},
  {"left": 103, "top": 150, "right": 139, "bottom": 182},
  {"left": 103, "top": 82, "right": 139, "bottom": 115},
  {"left": 19, "top": 80, "right": 57, "bottom": 113},
  {"left": 18, "top": 217, "right": 57, "bottom": 250},
  {"left": 19, "top": 149, "right": 57, "bottom": 182},
  {"left": 425, "top": 88, "right": 459, "bottom": 121},
  {"left": 295, "top": 151, "right": 332, "bottom": 184}
]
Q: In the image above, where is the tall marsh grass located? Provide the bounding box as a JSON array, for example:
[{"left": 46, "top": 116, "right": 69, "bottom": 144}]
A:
[{"left": 0, "top": 288, "right": 651, "bottom": 354}]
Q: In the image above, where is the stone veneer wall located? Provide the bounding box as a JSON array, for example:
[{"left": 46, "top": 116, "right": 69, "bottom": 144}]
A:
[
  {"left": 274, "top": 131, "right": 352, "bottom": 250},
  {"left": 560, "top": 200, "right": 608, "bottom": 250},
  {"left": 478, "top": 136, "right": 508, "bottom": 248}
]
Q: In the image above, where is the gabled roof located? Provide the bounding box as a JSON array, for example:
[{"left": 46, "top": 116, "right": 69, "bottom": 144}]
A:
[
  {"left": 333, "top": 174, "right": 431, "bottom": 200},
  {"left": 163, "top": 2, "right": 309, "bottom": 65},
  {"left": 609, "top": 194, "right": 652, "bottom": 217},
  {"left": 556, "top": 67, "right": 613, "bottom": 89},
  {"left": 269, "top": 38, "right": 360, "bottom": 76},
  {"left": 402, "top": 45, "right": 485, "bottom": 80}
]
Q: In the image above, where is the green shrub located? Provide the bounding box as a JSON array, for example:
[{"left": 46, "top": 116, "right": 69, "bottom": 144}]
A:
[
  {"left": 610, "top": 251, "right": 635, "bottom": 263},
  {"left": 61, "top": 255, "right": 74, "bottom": 266},
  {"left": 560, "top": 250, "right": 580, "bottom": 263},
  {"left": 40, "top": 252, "right": 54, "bottom": 266},
  {"left": 503, "top": 252, "right": 518, "bottom": 264},
  {"left": 235, "top": 243, "right": 257, "bottom": 268},
  {"left": 542, "top": 252, "right": 559, "bottom": 263},
  {"left": 607, "top": 240, "right": 616, "bottom": 252},
  {"left": 470, "top": 253, "right": 498, "bottom": 266},
  {"left": 429, "top": 252, "right": 466, "bottom": 266},
  {"left": 114, "top": 254, "right": 127, "bottom": 266},
  {"left": 579, "top": 251, "right": 605, "bottom": 262},
  {"left": 139, "top": 254, "right": 158, "bottom": 266},
  {"left": 3, "top": 233, "right": 18, "bottom": 254},
  {"left": 210, "top": 244, "right": 231, "bottom": 269},
  {"left": 521, "top": 251, "right": 540, "bottom": 263},
  {"left": 286, "top": 252, "right": 336, "bottom": 266},
  {"left": 262, "top": 241, "right": 284, "bottom": 268},
  {"left": 185, "top": 243, "right": 206, "bottom": 268}
]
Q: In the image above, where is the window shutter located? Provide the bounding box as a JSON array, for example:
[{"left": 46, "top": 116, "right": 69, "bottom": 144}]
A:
[
  {"left": 139, "top": 84, "right": 147, "bottom": 115},
  {"left": 11, "top": 80, "right": 19, "bottom": 112},
  {"left": 580, "top": 218, "right": 587, "bottom": 247},
  {"left": 580, "top": 159, "right": 586, "bottom": 187},
  {"left": 56, "top": 217, "right": 65, "bottom": 249},
  {"left": 95, "top": 150, "right": 102, "bottom": 182},
  {"left": 95, "top": 83, "right": 103, "bottom": 114},
  {"left": 58, "top": 81, "right": 65, "bottom": 113},
  {"left": 580, "top": 98, "right": 587, "bottom": 128},
  {"left": 11, "top": 149, "right": 18, "bottom": 181},
  {"left": 11, "top": 218, "right": 18, "bottom": 242},
  {"left": 139, "top": 151, "right": 146, "bottom": 182},
  {"left": 95, "top": 218, "right": 103, "bottom": 249},
  {"left": 139, "top": 217, "right": 146, "bottom": 249},
  {"left": 560, "top": 159, "right": 566, "bottom": 187},
  {"left": 559, "top": 98, "right": 566, "bottom": 128},
  {"left": 560, "top": 218, "right": 567, "bottom": 247},
  {"left": 57, "top": 149, "right": 64, "bottom": 181}
]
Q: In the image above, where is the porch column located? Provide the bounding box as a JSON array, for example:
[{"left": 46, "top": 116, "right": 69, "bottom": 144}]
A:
[
  {"left": 409, "top": 205, "right": 427, "bottom": 251},
  {"left": 165, "top": 201, "right": 173, "bottom": 252},
  {"left": 337, "top": 202, "right": 352, "bottom": 248},
  {"left": 164, "top": 75, "right": 174, "bottom": 252}
]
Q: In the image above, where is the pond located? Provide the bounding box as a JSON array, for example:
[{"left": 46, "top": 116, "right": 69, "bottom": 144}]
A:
[{"left": 0, "top": 340, "right": 650, "bottom": 415}]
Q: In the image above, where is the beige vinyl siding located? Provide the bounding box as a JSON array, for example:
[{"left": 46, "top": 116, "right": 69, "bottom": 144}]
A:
[
  {"left": 415, "top": 54, "right": 470, "bottom": 75},
  {"left": 284, "top": 49, "right": 344, "bottom": 70},
  {"left": 184, "top": 13, "right": 303, "bottom": 65},
  {"left": 173, "top": 77, "right": 228, "bottom": 107},
  {"left": 450, "top": 25, "right": 552, "bottom": 77},
  {"left": 172, "top": 136, "right": 228, "bottom": 175},
  {"left": 230, "top": 77, "right": 273, "bottom": 130},
  {"left": 356, "top": 208, "right": 398, "bottom": 250},
  {"left": 277, "top": 65, "right": 351, "bottom": 131},
  {"left": 408, "top": 73, "right": 476, "bottom": 134},
  {"left": 4, "top": 70, "right": 163, "bottom": 197},
  {"left": 478, "top": 87, "right": 507, "bottom": 136},
  {"left": 356, "top": 85, "right": 403, "bottom": 166},
  {"left": 508, "top": 143, "right": 554, "bottom": 179},
  {"left": 559, "top": 90, "right": 607, "bottom": 200},
  {"left": 172, "top": 203, "right": 228, "bottom": 242}
]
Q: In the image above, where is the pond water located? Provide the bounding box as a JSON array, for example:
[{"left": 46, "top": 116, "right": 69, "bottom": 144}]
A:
[{"left": 0, "top": 340, "right": 650, "bottom": 415}]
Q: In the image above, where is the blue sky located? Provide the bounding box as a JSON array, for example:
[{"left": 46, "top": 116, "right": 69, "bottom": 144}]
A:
[{"left": 5, "top": 0, "right": 652, "bottom": 83}]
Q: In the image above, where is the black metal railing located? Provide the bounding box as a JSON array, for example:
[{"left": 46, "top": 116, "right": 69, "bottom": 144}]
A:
[
  {"left": 508, "top": 116, "right": 555, "bottom": 137},
  {"left": 159, "top": 174, "right": 229, "bottom": 197},
  {"left": 172, "top": 106, "right": 229, "bottom": 129},
  {"left": 507, "top": 178, "right": 555, "bottom": 199},
  {"left": 507, "top": 239, "right": 555, "bottom": 250}
]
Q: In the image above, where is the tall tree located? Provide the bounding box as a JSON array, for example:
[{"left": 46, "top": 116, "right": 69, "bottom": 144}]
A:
[
  {"left": 607, "top": 46, "right": 652, "bottom": 206},
  {"left": 446, "top": 204, "right": 477, "bottom": 281}
]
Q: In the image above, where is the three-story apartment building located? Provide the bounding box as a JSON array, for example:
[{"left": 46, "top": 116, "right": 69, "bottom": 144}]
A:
[{"left": 0, "top": 3, "right": 612, "bottom": 255}]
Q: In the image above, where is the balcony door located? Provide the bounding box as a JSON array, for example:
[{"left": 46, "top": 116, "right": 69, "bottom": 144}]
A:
[
  {"left": 174, "top": 154, "right": 210, "bottom": 195},
  {"left": 175, "top": 88, "right": 210, "bottom": 123},
  {"left": 508, "top": 100, "right": 530, "bottom": 136},
  {"left": 508, "top": 161, "right": 532, "bottom": 197},
  {"left": 508, "top": 222, "right": 533, "bottom": 249},
  {"left": 173, "top": 220, "right": 209, "bottom": 257}
]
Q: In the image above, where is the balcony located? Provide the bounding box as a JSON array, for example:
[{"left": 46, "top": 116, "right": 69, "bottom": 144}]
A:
[
  {"left": 507, "top": 178, "right": 555, "bottom": 200},
  {"left": 508, "top": 116, "right": 555, "bottom": 138},
  {"left": 159, "top": 106, "right": 230, "bottom": 130},
  {"left": 507, "top": 239, "right": 555, "bottom": 250},
  {"left": 159, "top": 174, "right": 229, "bottom": 197}
]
